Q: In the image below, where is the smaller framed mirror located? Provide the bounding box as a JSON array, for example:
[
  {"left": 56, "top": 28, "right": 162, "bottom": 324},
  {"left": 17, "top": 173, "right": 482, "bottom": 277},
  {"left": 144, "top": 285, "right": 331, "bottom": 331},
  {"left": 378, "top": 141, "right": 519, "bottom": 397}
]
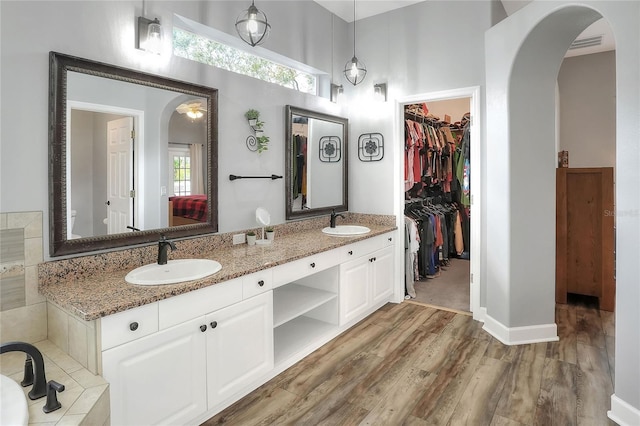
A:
[{"left": 285, "top": 105, "right": 348, "bottom": 220}]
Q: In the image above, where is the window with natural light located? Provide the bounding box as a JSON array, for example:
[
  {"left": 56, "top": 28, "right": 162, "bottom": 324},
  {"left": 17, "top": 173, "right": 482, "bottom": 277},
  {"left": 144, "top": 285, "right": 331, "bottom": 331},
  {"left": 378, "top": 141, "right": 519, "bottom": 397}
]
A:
[
  {"left": 173, "top": 27, "right": 317, "bottom": 95},
  {"left": 169, "top": 146, "right": 191, "bottom": 196}
]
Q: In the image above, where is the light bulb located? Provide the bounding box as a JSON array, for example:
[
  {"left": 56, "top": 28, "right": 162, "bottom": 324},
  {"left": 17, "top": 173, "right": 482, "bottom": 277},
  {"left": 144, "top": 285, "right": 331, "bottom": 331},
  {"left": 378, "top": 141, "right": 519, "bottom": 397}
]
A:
[
  {"left": 247, "top": 13, "right": 258, "bottom": 34},
  {"left": 350, "top": 61, "right": 358, "bottom": 78}
]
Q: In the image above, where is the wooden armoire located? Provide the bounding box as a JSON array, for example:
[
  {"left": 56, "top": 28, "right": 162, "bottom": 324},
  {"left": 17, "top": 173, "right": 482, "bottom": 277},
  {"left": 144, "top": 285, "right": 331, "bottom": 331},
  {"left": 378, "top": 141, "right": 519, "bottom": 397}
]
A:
[{"left": 556, "top": 167, "right": 615, "bottom": 311}]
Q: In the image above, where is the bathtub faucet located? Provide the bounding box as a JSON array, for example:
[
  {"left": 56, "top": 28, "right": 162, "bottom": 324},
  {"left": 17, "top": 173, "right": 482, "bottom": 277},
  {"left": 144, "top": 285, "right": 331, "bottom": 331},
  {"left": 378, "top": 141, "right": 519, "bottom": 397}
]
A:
[
  {"left": 0, "top": 341, "right": 47, "bottom": 400},
  {"left": 0, "top": 341, "right": 66, "bottom": 412}
]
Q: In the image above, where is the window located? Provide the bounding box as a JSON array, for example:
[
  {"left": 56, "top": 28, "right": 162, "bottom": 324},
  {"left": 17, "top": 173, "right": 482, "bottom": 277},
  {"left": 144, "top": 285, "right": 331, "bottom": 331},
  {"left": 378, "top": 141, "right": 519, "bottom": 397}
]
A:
[
  {"left": 173, "top": 25, "right": 319, "bottom": 95},
  {"left": 169, "top": 145, "right": 191, "bottom": 196}
]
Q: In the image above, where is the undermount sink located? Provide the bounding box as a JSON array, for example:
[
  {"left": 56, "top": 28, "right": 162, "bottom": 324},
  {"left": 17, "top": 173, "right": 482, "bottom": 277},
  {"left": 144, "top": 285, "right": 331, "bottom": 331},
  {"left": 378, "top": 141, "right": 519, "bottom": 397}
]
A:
[
  {"left": 322, "top": 225, "right": 371, "bottom": 236},
  {"left": 125, "top": 259, "right": 222, "bottom": 285}
]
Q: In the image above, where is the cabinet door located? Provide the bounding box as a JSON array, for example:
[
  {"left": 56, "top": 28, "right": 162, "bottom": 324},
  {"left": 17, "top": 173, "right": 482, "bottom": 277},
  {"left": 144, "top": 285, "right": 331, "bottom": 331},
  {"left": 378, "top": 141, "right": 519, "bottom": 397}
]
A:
[
  {"left": 340, "top": 257, "right": 371, "bottom": 324},
  {"left": 103, "top": 317, "right": 207, "bottom": 426},
  {"left": 206, "top": 291, "right": 273, "bottom": 409},
  {"left": 371, "top": 246, "right": 395, "bottom": 306}
]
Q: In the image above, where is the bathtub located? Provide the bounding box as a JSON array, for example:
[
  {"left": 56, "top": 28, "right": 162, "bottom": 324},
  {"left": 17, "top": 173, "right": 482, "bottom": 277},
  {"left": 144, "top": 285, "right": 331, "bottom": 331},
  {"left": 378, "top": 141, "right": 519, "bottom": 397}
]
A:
[{"left": 1, "top": 374, "right": 29, "bottom": 426}]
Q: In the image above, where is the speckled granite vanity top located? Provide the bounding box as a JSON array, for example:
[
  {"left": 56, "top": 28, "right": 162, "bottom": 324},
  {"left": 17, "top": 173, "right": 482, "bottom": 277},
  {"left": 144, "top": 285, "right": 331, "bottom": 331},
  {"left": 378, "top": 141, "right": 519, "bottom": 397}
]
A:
[{"left": 38, "top": 214, "right": 396, "bottom": 321}]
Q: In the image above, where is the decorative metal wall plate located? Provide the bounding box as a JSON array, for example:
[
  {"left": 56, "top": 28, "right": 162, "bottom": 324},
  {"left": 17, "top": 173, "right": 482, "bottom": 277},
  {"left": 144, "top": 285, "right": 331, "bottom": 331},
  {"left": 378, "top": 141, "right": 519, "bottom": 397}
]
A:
[
  {"left": 358, "top": 133, "right": 384, "bottom": 161},
  {"left": 246, "top": 135, "right": 258, "bottom": 152},
  {"left": 318, "top": 136, "right": 341, "bottom": 162}
]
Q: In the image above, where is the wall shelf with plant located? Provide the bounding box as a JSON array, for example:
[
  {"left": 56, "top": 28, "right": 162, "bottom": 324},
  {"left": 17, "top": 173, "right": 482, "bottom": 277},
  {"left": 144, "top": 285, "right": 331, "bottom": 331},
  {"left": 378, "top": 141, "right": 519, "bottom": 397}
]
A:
[{"left": 245, "top": 109, "right": 270, "bottom": 153}]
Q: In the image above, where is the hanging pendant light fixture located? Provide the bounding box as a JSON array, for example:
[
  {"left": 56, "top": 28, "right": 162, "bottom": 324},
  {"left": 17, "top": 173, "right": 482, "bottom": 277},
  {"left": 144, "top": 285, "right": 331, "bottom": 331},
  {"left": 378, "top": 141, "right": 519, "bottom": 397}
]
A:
[
  {"left": 235, "top": 0, "right": 271, "bottom": 47},
  {"left": 343, "top": 0, "right": 366, "bottom": 86}
]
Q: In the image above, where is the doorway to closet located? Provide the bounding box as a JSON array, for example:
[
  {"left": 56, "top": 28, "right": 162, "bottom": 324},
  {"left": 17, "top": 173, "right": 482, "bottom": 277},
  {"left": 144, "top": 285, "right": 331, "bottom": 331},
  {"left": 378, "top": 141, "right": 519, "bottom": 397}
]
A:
[{"left": 400, "top": 92, "right": 477, "bottom": 314}]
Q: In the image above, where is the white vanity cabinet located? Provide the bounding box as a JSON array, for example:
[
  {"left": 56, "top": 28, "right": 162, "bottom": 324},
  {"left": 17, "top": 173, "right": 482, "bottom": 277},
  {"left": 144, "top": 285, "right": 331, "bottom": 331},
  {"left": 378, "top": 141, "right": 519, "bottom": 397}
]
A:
[
  {"left": 205, "top": 291, "right": 273, "bottom": 409},
  {"left": 102, "top": 287, "right": 273, "bottom": 426},
  {"left": 102, "top": 316, "right": 208, "bottom": 426},
  {"left": 340, "top": 234, "right": 395, "bottom": 324}
]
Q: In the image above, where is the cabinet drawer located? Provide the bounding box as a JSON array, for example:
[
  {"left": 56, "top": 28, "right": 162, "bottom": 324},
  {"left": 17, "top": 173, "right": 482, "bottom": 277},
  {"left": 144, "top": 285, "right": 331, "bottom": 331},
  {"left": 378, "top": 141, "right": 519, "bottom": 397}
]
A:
[
  {"left": 272, "top": 249, "right": 340, "bottom": 288},
  {"left": 341, "top": 232, "right": 395, "bottom": 262},
  {"left": 242, "top": 270, "right": 273, "bottom": 299},
  {"left": 101, "top": 303, "right": 159, "bottom": 351},
  {"left": 158, "top": 278, "right": 243, "bottom": 330}
]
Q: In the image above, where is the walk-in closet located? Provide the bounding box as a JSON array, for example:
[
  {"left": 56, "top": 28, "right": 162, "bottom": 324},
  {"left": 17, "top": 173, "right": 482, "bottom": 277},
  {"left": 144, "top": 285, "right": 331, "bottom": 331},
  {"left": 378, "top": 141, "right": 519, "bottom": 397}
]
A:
[{"left": 403, "top": 98, "right": 471, "bottom": 312}]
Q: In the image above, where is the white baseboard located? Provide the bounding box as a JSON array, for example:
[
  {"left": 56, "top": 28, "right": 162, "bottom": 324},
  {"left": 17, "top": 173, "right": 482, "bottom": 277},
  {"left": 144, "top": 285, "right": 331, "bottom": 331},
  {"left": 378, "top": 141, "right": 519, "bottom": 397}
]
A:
[
  {"left": 473, "top": 306, "right": 487, "bottom": 323},
  {"left": 608, "top": 394, "right": 640, "bottom": 426},
  {"left": 482, "top": 314, "right": 559, "bottom": 345}
]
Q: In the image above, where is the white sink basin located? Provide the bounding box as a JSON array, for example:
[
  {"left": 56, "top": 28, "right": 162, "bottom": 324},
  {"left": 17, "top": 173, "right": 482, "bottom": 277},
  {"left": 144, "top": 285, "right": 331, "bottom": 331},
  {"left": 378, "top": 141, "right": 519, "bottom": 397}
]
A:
[
  {"left": 322, "top": 225, "right": 371, "bottom": 236},
  {"left": 125, "top": 259, "right": 222, "bottom": 285}
]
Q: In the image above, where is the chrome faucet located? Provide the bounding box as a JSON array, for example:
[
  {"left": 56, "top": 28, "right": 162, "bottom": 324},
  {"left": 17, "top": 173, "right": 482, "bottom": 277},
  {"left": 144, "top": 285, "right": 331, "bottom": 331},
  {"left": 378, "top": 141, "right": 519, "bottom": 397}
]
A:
[
  {"left": 330, "top": 209, "right": 345, "bottom": 228},
  {"left": 158, "top": 234, "right": 177, "bottom": 265}
]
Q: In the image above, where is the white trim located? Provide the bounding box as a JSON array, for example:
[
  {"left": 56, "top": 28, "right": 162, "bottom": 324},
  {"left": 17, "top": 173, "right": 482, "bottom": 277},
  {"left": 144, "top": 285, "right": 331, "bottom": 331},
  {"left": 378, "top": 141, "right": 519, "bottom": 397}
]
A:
[
  {"left": 483, "top": 314, "right": 559, "bottom": 345},
  {"left": 394, "top": 86, "right": 482, "bottom": 317},
  {"left": 475, "top": 306, "right": 487, "bottom": 323},
  {"left": 608, "top": 394, "right": 640, "bottom": 426}
]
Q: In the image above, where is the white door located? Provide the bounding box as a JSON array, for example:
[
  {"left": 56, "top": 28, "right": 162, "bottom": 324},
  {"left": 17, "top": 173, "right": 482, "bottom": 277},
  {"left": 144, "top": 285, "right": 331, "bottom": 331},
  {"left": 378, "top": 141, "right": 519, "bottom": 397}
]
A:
[
  {"left": 107, "top": 117, "right": 133, "bottom": 234},
  {"left": 371, "top": 246, "right": 395, "bottom": 306},
  {"left": 339, "top": 257, "right": 371, "bottom": 324},
  {"left": 206, "top": 292, "right": 274, "bottom": 409},
  {"left": 102, "top": 317, "right": 208, "bottom": 426}
]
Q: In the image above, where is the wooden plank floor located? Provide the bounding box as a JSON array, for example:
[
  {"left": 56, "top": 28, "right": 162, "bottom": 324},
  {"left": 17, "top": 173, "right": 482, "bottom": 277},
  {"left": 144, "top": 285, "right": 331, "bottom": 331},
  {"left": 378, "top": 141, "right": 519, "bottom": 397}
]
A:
[{"left": 202, "top": 297, "right": 615, "bottom": 426}]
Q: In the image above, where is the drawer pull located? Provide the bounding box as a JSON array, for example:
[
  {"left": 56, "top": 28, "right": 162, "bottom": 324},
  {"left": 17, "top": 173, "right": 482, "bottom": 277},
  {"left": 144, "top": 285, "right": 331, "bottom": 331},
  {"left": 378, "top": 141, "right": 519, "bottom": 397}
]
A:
[
  {"left": 200, "top": 324, "right": 207, "bottom": 332},
  {"left": 348, "top": 251, "right": 353, "bottom": 255},
  {"left": 310, "top": 262, "right": 316, "bottom": 268},
  {"left": 258, "top": 280, "right": 264, "bottom": 287},
  {"left": 129, "top": 322, "right": 139, "bottom": 331},
  {"left": 210, "top": 321, "right": 218, "bottom": 329}
]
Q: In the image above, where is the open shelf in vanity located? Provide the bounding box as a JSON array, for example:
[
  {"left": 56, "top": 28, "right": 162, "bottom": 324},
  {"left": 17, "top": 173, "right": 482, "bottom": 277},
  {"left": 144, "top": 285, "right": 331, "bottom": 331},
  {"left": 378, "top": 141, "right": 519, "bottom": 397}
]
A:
[{"left": 273, "top": 266, "right": 339, "bottom": 365}]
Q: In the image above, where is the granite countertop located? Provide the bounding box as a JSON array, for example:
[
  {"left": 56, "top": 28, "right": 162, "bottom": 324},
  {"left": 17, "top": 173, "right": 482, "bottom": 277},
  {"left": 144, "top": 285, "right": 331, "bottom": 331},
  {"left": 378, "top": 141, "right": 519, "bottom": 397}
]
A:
[{"left": 39, "top": 221, "right": 396, "bottom": 321}]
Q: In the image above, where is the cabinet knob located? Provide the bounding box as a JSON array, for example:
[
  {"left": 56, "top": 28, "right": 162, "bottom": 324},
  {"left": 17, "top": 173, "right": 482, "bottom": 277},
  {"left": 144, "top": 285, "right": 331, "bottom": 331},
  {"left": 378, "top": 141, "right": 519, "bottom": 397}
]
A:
[
  {"left": 310, "top": 262, "right": 316, "bottom": 268},
  {"left": 210, "top": 321, "right": 218, "bottom": 329},
  {"left": 373, "top": 257, "right": 377, "bottom": 262},
  {"left": 369, "top": 258, "right": 374, "bottom": 262},
  {"left": 348, "top": 251, "right": 353, "bottom": 255},
  {"left": 258, "top": 280, "right": 264, "bottom": 287},
  {"left": 129, "top": 322, "right": 139, "bottom": 331},
  {"left": 388, "top": 237, "right": 392, "bottom": 242},
  {"left": 200, "top": 324, "right": 207, "bottom": 332}
]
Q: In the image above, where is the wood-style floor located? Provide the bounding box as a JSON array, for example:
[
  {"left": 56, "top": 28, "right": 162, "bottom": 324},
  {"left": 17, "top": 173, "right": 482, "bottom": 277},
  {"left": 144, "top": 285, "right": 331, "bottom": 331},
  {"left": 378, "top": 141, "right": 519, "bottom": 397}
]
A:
[{"left": 203, "top": 296, "right": 615, "bottom": 426}]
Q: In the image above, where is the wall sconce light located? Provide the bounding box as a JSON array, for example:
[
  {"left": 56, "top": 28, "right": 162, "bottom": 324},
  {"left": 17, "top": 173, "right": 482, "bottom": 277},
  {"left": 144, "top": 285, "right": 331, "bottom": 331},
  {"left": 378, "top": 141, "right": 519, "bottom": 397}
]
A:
[
  {"left": 235, "top": 1, "right": 271, "bottom": 47},
  {"left": 137, "top": 16, "right": 163, "bottom": 55},
  {"left": 374, "top": 83, "right": 387, "bottom": 102},
  {"left": 330, "top": 84, "right": 344, "bottom": 103}
]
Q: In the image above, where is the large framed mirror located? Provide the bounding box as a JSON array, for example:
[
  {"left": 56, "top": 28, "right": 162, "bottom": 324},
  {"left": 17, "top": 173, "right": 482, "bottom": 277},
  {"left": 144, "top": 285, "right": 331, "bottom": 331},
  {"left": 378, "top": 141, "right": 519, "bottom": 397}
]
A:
[
  {"left": 49, "top": 52, "right": 218, "bottom": 256},
  {"left": 285, "top": 105, "right": 348, "bottom": 220}
]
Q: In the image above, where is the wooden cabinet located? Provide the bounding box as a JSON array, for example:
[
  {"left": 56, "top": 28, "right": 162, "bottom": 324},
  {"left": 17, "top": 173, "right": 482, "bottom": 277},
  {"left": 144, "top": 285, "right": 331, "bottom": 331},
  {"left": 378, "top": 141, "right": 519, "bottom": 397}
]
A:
[
  {"left": 102, "top": 292, "right": 273, "bottom": 425},
  {"left": 102, "top": 316, "right": 208, "bottom": 426},
  {"left": 556, "top": 167, "right": 615, "bottom": 311}
]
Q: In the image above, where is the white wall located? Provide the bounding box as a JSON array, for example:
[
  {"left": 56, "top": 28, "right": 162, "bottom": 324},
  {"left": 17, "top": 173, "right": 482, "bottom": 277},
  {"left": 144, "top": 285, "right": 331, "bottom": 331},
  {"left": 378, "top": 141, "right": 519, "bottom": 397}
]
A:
[
  {"left": 0, "top": 0, "right": 349, "bottom": 259},
  {"left": 558, "top": 50, "right": 616, "bottom": 168},
  {"left": 486, "top": 1, "right": 640, "bottom": 422}
]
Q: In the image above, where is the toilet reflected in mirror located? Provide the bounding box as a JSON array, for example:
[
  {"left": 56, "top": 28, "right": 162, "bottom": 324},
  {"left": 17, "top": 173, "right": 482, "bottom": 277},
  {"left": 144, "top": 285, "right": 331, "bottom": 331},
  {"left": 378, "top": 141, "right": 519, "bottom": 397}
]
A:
[{"left": 69, "top": 210, "right": 82, "bottom": 239}]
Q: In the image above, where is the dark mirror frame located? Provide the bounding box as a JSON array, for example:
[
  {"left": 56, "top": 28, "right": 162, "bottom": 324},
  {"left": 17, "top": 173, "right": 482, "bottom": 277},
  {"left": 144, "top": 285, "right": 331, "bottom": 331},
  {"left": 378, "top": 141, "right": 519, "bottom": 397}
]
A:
[
  {"left": 285, "top": 105, "right": 348, "bottom": 220},
  {"left": 49, "top": 51, "right": 218, "bottom": 257}
]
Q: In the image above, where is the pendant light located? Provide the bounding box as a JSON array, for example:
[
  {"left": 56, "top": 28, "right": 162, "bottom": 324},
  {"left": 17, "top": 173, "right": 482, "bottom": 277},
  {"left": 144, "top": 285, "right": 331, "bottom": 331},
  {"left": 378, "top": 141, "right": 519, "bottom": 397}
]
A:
[
  {"left": 235, "top": 1, "right": 271, "bottom": 47},
  {"left": 343, "top": 0, "right": 366, "bottom": 85}
]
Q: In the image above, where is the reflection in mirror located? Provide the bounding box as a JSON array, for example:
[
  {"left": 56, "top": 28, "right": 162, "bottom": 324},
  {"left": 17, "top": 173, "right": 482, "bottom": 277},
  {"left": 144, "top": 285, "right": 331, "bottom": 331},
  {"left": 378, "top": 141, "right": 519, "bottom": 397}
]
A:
[
  {"left": 285, "top": 105, "right": 348, "bottom": 220},
  {"left": 49, "top": 52, "right": 218, "bottom": 256}
]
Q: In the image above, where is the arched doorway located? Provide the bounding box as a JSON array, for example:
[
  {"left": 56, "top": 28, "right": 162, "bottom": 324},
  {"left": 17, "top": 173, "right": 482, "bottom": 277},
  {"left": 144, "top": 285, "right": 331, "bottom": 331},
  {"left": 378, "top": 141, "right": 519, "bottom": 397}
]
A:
[{"left": 484, "top": 2, "right": 640, "bottom": 424}]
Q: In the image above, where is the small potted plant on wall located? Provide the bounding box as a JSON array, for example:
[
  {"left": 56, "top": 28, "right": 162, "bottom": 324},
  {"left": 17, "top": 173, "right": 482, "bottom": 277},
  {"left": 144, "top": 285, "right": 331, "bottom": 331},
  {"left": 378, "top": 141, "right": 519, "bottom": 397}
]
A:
[
  {"left": 245, "top": 109, "right": 260, "bottom": 127},
  {"left": 257, "top": 135, "right": 269, "bottom": 153},
  {"left": 246, "top": 231, "right": 256, "bottom": 246}
]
